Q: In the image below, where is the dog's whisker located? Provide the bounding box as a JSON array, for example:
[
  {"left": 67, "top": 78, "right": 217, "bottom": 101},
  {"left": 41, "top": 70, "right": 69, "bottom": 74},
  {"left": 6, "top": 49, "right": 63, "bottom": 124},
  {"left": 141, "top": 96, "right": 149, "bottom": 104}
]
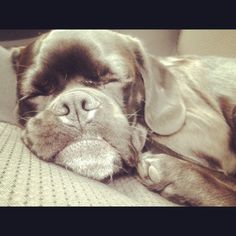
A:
[
  {"left": 114, "top": 164, "right": 129, "bottom": 174},
  {"left": 17, "top": 95, "right": 31, "bottom": 103},
  {"left": 125, "top": 109, "right": 143, "bottom": 118},
  {"left": 0, "top": 64, "right": 28, "bottom": 70},
  {"left": 128, "top": 142, "right": 139, "bottom": 157},
  {"left": 18, "top": 116, "right": 30, "bottom": 122},
  {"left": 22, "top": 110, "right": 38, "bottom": 116},
  {"left": 128, "top": 124, "right": 152, "bottom": 135},
  {"left": 122, "top": 128, "right": 151, "bottom": 143},
  {"left": 64, "top": 74, "right": 68, "bottom": 81},
  {"left": 108, "top": 173, "right": 113, "bottom": 183},
  {"left": 14, "top": 71, "right": 27, "bottom": 76},
  {"left": 17, "top": 64, "right": 29, "bottom": 68}
]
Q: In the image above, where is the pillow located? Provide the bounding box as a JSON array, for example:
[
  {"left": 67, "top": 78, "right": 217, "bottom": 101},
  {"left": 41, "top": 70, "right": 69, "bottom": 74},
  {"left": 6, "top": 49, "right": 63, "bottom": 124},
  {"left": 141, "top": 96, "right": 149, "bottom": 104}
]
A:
[
  {"left": 178, "top": 30, "right": 236, "bottom": 57},
  {"left": 0, "top": 46, "right": 18, "bottom": 125}
]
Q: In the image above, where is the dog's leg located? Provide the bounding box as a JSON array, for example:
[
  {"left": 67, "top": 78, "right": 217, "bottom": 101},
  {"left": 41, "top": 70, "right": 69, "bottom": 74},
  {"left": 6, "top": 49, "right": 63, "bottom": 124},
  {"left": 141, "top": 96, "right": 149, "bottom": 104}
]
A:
[{"left": 137, "top": 152, "right": 236, "bottom": 206}]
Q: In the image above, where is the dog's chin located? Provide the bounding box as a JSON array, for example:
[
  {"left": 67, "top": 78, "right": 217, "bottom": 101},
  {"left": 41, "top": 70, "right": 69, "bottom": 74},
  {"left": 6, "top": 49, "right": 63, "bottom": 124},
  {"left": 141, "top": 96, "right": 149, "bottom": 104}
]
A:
[{"left": 54, "top": 138, "right": 123, "bottom": 181}]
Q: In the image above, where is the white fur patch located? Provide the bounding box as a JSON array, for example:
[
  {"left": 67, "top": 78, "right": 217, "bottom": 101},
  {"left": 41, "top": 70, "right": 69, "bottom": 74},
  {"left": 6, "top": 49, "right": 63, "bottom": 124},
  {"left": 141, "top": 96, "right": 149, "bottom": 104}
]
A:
[{"left": 55, "top": 138, "right": 121, "bottom": 180}]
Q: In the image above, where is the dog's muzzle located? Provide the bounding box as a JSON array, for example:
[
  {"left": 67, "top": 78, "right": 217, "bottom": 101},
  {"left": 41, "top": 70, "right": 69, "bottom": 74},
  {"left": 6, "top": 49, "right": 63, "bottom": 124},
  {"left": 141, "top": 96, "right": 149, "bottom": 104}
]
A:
[{"left": 40, "top": 88, "right": 133, "bottom": 180}]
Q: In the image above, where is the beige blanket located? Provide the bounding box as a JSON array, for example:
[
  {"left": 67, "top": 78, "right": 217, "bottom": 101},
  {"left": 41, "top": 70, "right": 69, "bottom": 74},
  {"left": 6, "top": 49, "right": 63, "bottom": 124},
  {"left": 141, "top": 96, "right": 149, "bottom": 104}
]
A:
[{"left": 0, "top": 121, "right": 175, "bottom": 206}]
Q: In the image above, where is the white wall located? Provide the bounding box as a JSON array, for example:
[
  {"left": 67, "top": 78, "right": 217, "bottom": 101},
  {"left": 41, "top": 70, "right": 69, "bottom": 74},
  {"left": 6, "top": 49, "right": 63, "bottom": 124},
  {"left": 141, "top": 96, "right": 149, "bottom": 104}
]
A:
[
  {"left": 115, "top": 30, "right": 180, "bottom": 56},
  {"left": 178, "top": 30, "right": 236, "bottom": 57}
]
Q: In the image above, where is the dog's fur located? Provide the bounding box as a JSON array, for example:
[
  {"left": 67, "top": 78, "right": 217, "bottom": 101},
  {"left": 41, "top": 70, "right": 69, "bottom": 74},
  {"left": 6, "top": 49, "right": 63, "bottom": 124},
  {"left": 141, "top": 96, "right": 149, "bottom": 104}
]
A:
[{"left": 11, "top": 30, "right": 236, "bottom": 206}]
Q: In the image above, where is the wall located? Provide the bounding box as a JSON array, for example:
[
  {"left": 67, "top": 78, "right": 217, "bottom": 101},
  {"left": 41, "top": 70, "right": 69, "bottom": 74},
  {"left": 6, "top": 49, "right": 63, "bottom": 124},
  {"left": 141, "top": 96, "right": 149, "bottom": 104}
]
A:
[{"left": 178, "top": 30, "right": 236, "bottom": 57}]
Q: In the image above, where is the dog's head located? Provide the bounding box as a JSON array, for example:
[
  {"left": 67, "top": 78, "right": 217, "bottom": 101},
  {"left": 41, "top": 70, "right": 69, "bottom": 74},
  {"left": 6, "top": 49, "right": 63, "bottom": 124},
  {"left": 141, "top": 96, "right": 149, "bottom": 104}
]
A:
[{"left": 12, "top": 30, "right": 186, "bottom": 180}]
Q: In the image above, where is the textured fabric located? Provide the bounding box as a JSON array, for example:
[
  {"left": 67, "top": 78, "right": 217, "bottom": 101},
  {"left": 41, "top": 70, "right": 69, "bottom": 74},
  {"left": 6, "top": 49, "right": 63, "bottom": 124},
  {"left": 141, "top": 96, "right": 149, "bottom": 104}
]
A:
[
  {"left": 0, "top": 122, "right": 174, "bottom": 206},
  {"left": 109, "top": 176, "right": 176, "bottom": 206},
  {"left": 178, "top": 30, "right": 236, "bottom": 57}
]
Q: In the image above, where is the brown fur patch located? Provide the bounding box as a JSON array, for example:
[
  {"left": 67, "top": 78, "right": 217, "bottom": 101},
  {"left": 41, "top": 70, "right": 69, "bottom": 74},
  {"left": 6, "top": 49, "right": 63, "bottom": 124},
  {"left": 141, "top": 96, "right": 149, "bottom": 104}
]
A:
[
  {"left": 195, "top": 167, "right": 236, "bottom": 205},
  {"left": 218, "top": 96, "right": 234, "bottom": 127},
  {"left": 194, "top": 151, "right": 222, "bottom": 170},
  {"left": 218, "top": 96, "right": 236, "bottom": 153}
]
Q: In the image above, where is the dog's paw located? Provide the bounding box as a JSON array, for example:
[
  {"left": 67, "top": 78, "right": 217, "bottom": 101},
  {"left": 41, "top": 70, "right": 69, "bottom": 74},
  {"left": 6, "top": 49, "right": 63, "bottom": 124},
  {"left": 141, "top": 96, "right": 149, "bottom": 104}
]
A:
[
  {"left": 137, "top": 152, "right": 200, "bottom": 205},
  {"left": 137, "top": 153, "right": 176, "bottom": 191}
]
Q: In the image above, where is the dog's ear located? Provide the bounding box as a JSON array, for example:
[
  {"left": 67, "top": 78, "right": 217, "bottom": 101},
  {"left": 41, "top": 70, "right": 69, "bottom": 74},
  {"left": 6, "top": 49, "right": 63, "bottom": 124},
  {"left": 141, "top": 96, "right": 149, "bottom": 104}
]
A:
[
  {"left": 142, "top": 56, "right": 186, "bottom": 135},
  {"left": 129, "top": 38, "right": 186, "bottom": 135}
]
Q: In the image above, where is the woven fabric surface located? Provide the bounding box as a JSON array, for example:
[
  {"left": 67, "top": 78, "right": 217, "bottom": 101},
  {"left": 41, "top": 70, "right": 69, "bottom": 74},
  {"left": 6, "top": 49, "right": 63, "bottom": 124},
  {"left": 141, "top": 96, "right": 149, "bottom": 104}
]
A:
[{"left": 0, "top": 122, "right": 173, "bottom": 206}]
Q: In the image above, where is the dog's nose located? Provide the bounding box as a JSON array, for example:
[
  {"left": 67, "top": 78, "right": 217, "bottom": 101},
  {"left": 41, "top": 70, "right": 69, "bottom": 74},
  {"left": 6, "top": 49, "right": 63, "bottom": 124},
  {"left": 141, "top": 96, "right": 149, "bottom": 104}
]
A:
[{"left": 52, "top": 90, "right": 101, "bottom": 124}]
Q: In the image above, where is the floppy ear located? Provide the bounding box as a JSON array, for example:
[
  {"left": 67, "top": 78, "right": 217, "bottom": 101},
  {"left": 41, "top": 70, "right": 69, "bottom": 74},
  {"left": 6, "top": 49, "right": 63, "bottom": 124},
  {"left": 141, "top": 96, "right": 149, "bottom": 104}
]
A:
[
  {"left": 124, "top": 34, "right": 186, "bottom": 135},
  {"left": 141, "top": 55, "right": 186, "bottom": 135}
]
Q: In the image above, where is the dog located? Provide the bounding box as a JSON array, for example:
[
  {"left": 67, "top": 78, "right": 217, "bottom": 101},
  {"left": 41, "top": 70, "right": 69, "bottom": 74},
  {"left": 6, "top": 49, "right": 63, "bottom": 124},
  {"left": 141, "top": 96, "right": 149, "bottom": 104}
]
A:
[{"left": 10, "top": 30, "right": 236, "bottom": 206}]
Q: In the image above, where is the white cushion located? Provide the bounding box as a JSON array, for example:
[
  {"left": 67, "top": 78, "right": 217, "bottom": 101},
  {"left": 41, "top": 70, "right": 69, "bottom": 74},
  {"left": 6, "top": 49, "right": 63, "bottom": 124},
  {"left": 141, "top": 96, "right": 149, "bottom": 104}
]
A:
[{"left": 0, "top": 46, "right": 17, "bottom": 125}]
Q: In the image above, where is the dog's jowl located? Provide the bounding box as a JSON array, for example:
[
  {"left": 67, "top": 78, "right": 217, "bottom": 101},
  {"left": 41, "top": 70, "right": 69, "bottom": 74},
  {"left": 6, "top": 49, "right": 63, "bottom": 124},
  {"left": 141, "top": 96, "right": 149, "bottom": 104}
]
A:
[{"left": 11, "top": 30, "right": 236, "bottom": 206}]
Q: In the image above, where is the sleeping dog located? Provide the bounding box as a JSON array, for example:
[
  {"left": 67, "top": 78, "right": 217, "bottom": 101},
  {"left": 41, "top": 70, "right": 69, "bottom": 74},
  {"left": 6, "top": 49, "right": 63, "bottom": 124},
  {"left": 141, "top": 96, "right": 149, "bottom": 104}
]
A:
[{"left": 11, "top": 30, "right": 236, "bottom": 206}]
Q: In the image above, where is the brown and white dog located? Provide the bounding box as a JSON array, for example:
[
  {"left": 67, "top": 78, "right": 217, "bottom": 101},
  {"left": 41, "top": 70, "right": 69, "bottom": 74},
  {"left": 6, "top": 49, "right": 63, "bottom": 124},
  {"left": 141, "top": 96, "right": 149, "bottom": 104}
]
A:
[{"left": 10, "top": 30, "right": 236, "bottom": 206}]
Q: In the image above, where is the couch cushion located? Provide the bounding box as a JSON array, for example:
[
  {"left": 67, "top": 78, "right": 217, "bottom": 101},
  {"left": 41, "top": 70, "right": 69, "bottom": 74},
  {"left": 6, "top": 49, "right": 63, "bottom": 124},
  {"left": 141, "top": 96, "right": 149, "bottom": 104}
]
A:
[
  {"left": 0, "top": 47, "right": 18, "bottom": 125},
  {"left": 178, "top": 30, "right": 236, "bottom": 57},
  {"left": 0, "top": 122, "right": 174, "bottom": 206}
]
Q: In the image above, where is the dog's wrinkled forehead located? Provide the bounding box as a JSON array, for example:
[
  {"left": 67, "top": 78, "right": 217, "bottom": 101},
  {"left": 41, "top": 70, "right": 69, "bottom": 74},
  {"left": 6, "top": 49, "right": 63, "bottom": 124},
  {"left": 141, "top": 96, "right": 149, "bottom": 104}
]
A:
[{"left": 18, "top": 30, "right": 139, "bottom": 95}]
